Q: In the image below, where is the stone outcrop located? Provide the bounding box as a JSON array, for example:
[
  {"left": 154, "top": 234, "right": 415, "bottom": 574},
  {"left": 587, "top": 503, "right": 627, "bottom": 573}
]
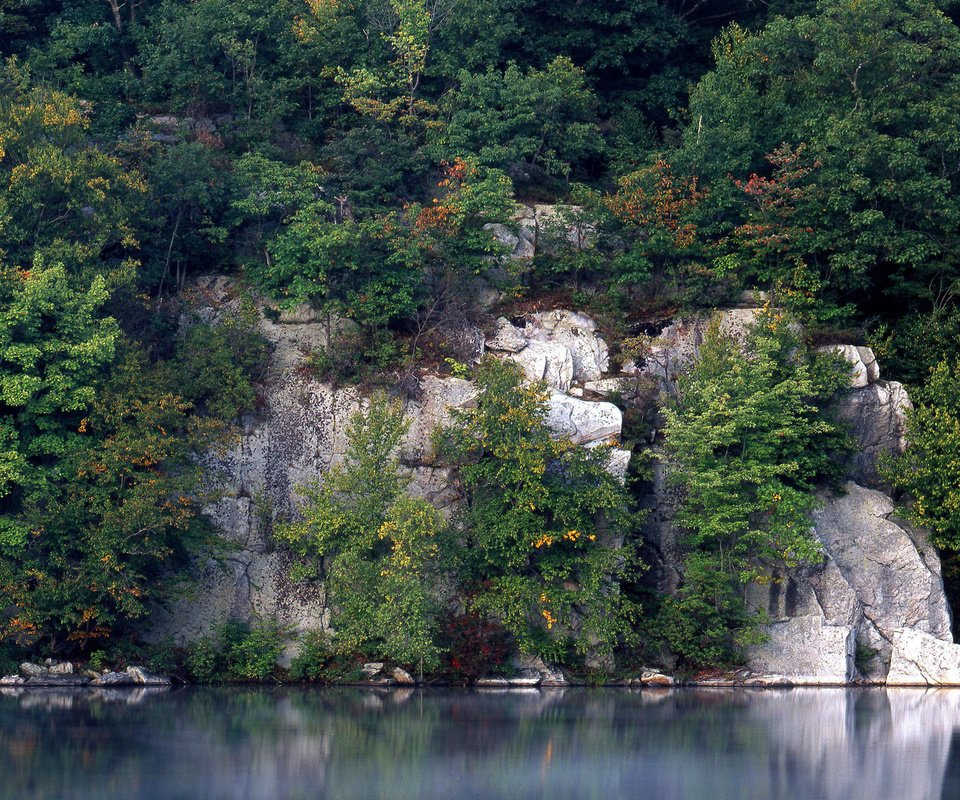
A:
[
  {"left": 743, "top": 615, "right": 856, "bottom": 684},
  {"left": 746, "top": 482, "right": 952, "bottom": 682},
  {"left": 156, "top": 278, "right": 957, "bottom": 685},
  {"left": 150, "top": 280, "right": 628, "bottom": 647}
]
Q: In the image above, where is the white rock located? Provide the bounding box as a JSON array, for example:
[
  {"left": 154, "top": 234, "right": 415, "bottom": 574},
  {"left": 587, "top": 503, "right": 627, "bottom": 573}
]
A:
[
  {"left": 525, "top": 310, "right": 609, "bottom": 382},
  {"left": 748, "top": 615, "right": 856, "bottom": 684},
  {"left": 486, "top": 317, "right": 528, "bottom": 353},
  {"left": 506, "top": 340, "right": 574, "bottom": 391},
  {"left": 546, "top": 390, "right": 622, "bottom": 445},
  {"left": 887, "top": 629, "right": 960, "bottom": 685},
  {"left": 361, "top": 662, "right": 384, "bottom": 678},
  {"left": 125, "top": 666, "right": 171, "bottom": 686},
  {"left": 819, "top": 344, "right": 874, "bottom": 388},
  {"left": 391, "top": 667, "right": 415, "bottom": 685}
]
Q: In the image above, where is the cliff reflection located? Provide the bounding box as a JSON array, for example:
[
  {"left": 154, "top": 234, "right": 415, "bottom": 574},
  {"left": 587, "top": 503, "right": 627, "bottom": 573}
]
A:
[{"left": 0, "top": 686, "right": 958, "bottom": 800}]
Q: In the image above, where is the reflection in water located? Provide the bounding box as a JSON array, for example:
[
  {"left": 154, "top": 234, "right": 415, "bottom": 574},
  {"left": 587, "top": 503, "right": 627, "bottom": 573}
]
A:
[{"left": 0, "top": 686, "right": 958, "bottom": 800}]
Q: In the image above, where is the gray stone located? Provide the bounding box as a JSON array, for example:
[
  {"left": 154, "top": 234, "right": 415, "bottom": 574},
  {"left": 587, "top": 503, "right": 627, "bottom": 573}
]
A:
[
  {"left": 639, "top": 669, "right": 675, "bottom": 687},
  {"left": 525, "top": 310, "right": 609, "bottom": 382},
  {"left": 748, "top": 615, "right": 856, "bottom": 684},
  {"left": 475, "top": 677, "right": 509, "bottom": 687},
  {"left": 506, "top": 339, "right": 574, "bottom": 391},
  {"left": 19, "top": 662, "right": 44, "bottom": 678},
  {"left": 811, "top": 482, "right": 952, "bottom": 678},
  {"left": 506, "top": 670, "right": 542, "bottom": 687},
  {"left": 483, "top": 222, "right": 520, "bottom": 256},
  {"left": 361, "top": 662, "right": 384, "bottom": 678},
  {"left": 125, "top": 666, "right": 172, "bottom": 686},
  {"left": 92, "top": 671, "right": 137, "bottom": 687},
  {"left": 835, "top": 380, "right": 911, "bottom": 487},
  {"left": 546, "top": 390, "right": 622, "bottom": 445},
  {"left": 517, "top": 655, "right": 567, "bottom": 686},
  {"left": 391, "top": 667, "right": 415, "bottom": 685},
  {"left": 0, "top": 675, "right": 23, "bottom": 685},
  {"left": 486, "top": 317, "right": 528, "bottom": 353},
  {"left": 47, "top": 661, "right": 73, "bottom": 675},
  {"left": 24, "top": 674, "right": 91, "bottom": 687},
  {"left": 819, "top": 344, "right": 875, "bottom": 388},
  {"left": 887, "top": 629, "right": 960, "bottom": 685}
]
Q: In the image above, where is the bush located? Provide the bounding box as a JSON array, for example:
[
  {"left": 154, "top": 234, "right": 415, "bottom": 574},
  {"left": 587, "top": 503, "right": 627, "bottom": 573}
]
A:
[
  {"left": 277, "top": 396, "right": 447, "bottom": 671},
  {"left": 440, "top": 359, "right": 641, "bottom": 663},
  {"left": 439, "top": 613, "right": 512, "bottom": 683},
  {"left": 221, "top": 619, "right": 284, "bottom": 681},
  {"left": 185, "top": 637, "right": 220, "bottom": 683},
  {"left": 289, "top": 631, "right": 334, "bottom": 682}
]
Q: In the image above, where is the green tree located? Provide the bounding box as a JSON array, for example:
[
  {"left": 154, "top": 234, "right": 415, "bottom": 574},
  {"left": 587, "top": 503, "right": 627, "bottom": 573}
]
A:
[
  {"left": 0, "top": 340, "right": 221, "bottom": 652},
  {"left": 277, "top": 394, "right": 446, "bottom": 670},
  {"left": 677, "top": 0, "right": 960, "bottom": 312},
  {"left": 436, "top": 57, "right": 603, "bottom": 185},
  {"left": 885, "top": 360, "right": 960, "bottom": 551},
  {"left": 0, "top": 60, "right": 145, "bottom": 284},
  {"left": 441, "top": 359, "right": 638, "bottom": 664},
  {"left": 659, "top": 313, "right": 849, "bottom": 664}
]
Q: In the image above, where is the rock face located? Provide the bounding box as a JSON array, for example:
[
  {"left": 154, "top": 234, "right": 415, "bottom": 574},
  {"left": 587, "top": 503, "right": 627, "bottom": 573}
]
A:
[
  {"left": 746, "top": 615, "right": 856, "bottom": 685},
  {"left": 887, "top": 629, "right": 960, "bottom": 685},
  {"left": 155, "top": 279, "right": 956, "bottom": 685},
  {"left": 746, "top": 482, "right": 953, "bottom": 682},
  {"left": 149, "top": 280, "right": 628, "bottom": 647}
]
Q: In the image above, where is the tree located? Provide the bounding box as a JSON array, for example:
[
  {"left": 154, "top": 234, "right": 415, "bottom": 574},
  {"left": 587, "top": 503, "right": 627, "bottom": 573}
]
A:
[
  {"left": 0, "top": 339, "right": 222, "bottom": 652},
  {"left": 677, "top": 0, "right": 960, "bottom": 312},
  {"left": 435, "top": 57, "right": 603, "bottom": 185},
  {"left": 277, "top": 394, "right": 447, "bottom": 670},
  {"left": 659, "top": 313, "right": 849, "bottom": 664},
  {"left": 441, "top": 359, "right": 638, "bottom": 663},
  {"left": 0, "top": 60, "right": 145, "bottom": 284},
  {"left": 886, "top": 360, "right": 960, "bottom": 551}
]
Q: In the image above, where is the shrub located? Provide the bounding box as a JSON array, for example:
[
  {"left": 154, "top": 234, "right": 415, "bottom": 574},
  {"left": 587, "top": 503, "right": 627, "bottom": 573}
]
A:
[
  {"left": 289, "top": 631, "right": 334, "bottom": 682},
  {"left": 277, "top": 395, "right": 447, "bottom": 671}
]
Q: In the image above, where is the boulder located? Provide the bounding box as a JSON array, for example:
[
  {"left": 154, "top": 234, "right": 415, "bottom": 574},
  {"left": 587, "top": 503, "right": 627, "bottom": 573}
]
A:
[
  {"left": 819, "top": 344, "right": 880, "bottom": 388},
  {"left": 19, "top": 662, "right": 44, "bottom": 678},
  {"left": 47, "top": 661, "right": 73, "bottom": 675},
  {"left": 92, "top": 671, "right": 137, "bottom": 687},
  {"left": 125, "top": 666, "right": 172, "bottom": 686},
  {"left": 0, "top": 675, "right": 23, "bottom": 686},
  {"left": 811, "top": 482, "right": 951, "bottom": 678},
  {"left": 887, "top": 629, "right": 960, "bottom": 685},
  {"left": 746, "top": 482, "right": 952, "bottom": 683},
  {"left": 24, "top": 674, "right": 91, "bottom": 687},
  {"left": 525, "top": 310, "right": 609, "bottom": 382},
  {"left": 486, "top": 317, "right": 528, "bottom": 353},
  {"left": 546, "top": 390, "right": 622, "bottom": 445},
  {"left": 747, "top": 615, "right": 856, "bottom": 684},
  {"left": 391, "top": 667, "right": 415, "bottom": 685},
  {"left": 639, "top": 669, "right": 675, "bottom": 687},
  {"left": 506, "top": 339, "right": 574, "bottom": 391},
  {"left": 475, "top": 677, "right": 510, "bottom": 688},
  {"left": 361, "top": 662, "right": 384, "bottom": 678},
  {"left": 516, "top": 655, "right": 567, "bottom": 686}
]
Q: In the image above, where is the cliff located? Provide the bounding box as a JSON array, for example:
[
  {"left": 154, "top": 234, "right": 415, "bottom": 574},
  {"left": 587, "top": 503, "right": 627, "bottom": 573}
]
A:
[{"left": 148, "top": 274, "right": 957, "bottom": 684}]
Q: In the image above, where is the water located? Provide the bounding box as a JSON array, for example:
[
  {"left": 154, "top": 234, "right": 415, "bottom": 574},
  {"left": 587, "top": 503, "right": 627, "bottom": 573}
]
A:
[{"left": 1, "top": 686, "right": 959, "bottom": 800}]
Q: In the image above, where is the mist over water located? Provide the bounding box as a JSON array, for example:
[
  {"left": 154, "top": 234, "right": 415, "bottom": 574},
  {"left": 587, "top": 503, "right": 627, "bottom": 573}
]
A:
[{"left": 0, "top": 686, "right": 957, "bottom": 800}]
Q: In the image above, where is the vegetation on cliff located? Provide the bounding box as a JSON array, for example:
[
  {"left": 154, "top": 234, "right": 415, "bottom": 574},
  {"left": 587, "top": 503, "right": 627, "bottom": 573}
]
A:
[{"left": 2, "top": 0, "right": 960, "bottom": 675}]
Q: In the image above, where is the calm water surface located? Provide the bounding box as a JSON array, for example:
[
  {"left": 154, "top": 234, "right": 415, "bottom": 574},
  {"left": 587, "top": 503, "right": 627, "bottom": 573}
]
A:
[{"left": 1, "top": 685, "right": 958, "bottom": 800}]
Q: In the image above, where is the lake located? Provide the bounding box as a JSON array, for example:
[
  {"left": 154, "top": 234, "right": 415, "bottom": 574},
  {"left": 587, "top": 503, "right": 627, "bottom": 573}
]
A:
[{"left": 1, "top": 685, "right": 958, "bottom": 800}]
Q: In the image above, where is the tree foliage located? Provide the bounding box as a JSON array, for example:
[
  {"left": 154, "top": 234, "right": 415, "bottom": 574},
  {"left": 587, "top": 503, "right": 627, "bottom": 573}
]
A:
[
  {"left": 277, "top": 395, "right": 447, "bottom": 670},
  {"left": 441, "top": 359, "right": 639, "bottom": 663},
  {"left": 659, "top": 313, "right": 850, "bottom": 664}
]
